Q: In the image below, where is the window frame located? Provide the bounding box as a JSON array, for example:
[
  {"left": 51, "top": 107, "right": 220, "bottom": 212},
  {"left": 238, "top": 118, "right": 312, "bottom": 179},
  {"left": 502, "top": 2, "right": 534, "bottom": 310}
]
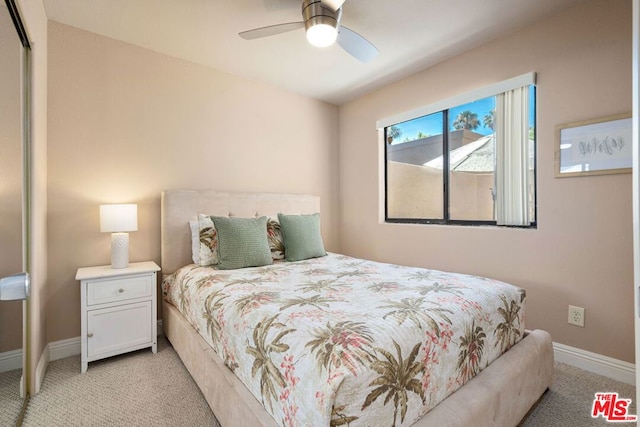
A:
[{"left": 380, "top": 73, "right": 537, "bottom": 228}]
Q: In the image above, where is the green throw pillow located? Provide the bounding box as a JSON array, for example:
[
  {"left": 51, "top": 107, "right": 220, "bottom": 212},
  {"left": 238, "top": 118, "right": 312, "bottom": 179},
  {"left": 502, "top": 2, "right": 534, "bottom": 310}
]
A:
[
  {"left": 211, "top": 216, "right": 273, "bottom": 270},
  {"left": 277, "top": 213, "right": 326, "bottom": 262}
]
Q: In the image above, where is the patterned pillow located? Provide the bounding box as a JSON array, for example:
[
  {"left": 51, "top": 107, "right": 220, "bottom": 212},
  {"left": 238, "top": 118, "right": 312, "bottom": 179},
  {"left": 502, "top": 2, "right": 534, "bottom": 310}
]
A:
[
  {"left": 197, "top": 214, "right": 219, "bottom": 266},
  {"left": 267, "top": 218, "right": 285, "bottom": 260}
]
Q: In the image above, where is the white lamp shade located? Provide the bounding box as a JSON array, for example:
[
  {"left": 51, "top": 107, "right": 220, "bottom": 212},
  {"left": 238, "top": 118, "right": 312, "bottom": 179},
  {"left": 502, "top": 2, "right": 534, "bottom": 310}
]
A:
[{"left": 100, "top": 204, "right": 138, "bottom": 233}]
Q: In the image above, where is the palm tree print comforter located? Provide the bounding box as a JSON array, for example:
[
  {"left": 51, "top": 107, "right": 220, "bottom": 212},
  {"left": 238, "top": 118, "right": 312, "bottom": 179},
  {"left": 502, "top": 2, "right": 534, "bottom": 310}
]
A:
[{"left": 162, "top": 253, "right": 526, "bottom": 427}]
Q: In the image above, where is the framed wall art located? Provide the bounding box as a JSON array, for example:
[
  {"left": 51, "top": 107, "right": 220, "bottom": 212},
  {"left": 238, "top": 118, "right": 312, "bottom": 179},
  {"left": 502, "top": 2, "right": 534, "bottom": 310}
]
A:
[{"left": 555, "top": 113, "right": 632, "bottom": 177}]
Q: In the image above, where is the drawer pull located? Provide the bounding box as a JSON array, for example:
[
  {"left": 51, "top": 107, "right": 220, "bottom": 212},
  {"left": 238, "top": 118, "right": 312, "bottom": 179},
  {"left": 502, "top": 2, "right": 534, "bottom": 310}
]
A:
[
  {"left": 118, "top": 288, "right": 125, "bottom": 293},
  {"left": 87, "top": 332, "right": 93, "bottom": 338}
]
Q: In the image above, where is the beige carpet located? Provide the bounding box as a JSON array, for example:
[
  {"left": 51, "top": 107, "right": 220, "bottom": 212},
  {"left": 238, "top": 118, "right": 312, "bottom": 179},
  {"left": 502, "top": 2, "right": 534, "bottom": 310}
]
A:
[
  {"left": 0, "top": 368, "right": 23, "bottom": 426},
  {"left": 23, "top": 337, "right": 220, "bottom": 426},
  {"left": 9, "top": 335, "right": 635, "bottom": 426},
  {"left": 520, "top": 362, "right": 636, "bottom": 426}
]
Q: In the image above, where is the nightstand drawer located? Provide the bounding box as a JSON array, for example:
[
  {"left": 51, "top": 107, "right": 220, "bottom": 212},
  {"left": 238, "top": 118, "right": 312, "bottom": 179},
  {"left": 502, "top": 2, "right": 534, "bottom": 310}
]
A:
[{"left": 86, "top": 274, "right": 153, "bottom": 306}]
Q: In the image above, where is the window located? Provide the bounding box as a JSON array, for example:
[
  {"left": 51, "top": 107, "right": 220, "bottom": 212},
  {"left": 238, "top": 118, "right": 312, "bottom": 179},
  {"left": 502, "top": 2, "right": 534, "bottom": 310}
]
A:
[{"left": 381, "top": 73, "right": 536, "bottom": 227}]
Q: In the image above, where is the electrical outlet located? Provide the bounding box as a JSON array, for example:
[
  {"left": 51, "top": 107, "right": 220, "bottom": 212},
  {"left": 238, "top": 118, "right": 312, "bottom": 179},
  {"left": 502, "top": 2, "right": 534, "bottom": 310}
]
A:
[{"left": 568, "top": 305, "right": 585, "bottom": 327}]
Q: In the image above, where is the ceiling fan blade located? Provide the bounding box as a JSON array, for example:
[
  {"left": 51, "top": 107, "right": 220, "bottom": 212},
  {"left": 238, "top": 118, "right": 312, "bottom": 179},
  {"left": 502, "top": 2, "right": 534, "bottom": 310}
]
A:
[
  {"left": 320, "top": 0, "right": 346, "bottom": 12},
  {"left": 239, "top": 22, "right": 304, "bottom": 40},
  {"left": 337, "top": 26, "right": 378, "bottom": 63}
]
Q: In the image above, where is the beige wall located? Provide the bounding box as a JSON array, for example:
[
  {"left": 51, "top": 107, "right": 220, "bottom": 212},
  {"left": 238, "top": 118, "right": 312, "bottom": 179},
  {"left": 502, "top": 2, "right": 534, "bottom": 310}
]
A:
[
  {"left": 387, "top": 161, "right": 494, "bottom": 220},
  {"left": 46, "top": 22, "right": 340, "bottom": 343},
  {"left": 339, "top": 0, "right": 634, "bottom": 362}
]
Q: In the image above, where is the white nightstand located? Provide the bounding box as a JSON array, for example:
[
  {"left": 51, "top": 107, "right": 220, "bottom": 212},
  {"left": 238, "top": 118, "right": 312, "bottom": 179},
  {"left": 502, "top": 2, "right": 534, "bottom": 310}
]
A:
[{"left": 76, "top": 261, "right": 161, "bottom": 373}]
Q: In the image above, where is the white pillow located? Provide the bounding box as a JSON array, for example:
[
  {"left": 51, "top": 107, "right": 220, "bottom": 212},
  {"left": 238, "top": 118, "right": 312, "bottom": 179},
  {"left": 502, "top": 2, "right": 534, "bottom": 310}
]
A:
[
  {"left": 189, "top": 220, "right": 200, "bottom": 264},
  {"left": 197, "top": 214, "right": 219, "bottom": 266}
]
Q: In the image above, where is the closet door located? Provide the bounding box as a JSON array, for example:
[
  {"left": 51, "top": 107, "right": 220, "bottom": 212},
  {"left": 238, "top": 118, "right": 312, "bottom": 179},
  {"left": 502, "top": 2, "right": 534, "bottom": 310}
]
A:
[{"left": 0, "top": 2, "right": 29, "bottom": 425}]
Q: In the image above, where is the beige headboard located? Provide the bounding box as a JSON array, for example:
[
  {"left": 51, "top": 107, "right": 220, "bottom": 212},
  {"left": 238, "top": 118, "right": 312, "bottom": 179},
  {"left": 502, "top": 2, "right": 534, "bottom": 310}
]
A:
[{"left": 160, "top": 190, "right": 321, "bottom": 275}]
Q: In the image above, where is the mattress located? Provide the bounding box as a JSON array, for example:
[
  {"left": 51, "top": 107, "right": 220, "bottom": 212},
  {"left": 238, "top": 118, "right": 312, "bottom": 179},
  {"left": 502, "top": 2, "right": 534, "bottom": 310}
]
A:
[{"left": 162, "top": 253, "right": 526, "bottom": 426}]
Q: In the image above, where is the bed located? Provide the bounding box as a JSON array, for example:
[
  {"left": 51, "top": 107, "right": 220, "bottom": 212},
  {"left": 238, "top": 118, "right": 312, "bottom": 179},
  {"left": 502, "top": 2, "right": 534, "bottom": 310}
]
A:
[{"left": 160, "top": 190, "right": 553, "bottom": 427}]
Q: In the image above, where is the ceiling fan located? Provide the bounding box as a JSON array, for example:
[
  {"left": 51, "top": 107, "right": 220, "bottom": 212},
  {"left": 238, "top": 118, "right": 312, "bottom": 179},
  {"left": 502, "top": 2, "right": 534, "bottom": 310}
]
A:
[{"left": 239, "top": 0, "right": 378, "bottom": 63}]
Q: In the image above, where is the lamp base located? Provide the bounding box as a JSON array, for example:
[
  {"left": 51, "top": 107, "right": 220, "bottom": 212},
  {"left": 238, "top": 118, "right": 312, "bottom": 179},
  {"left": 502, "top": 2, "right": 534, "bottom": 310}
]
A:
[{"left": 111, "top": 232, "right": 129, "bottom": 269}]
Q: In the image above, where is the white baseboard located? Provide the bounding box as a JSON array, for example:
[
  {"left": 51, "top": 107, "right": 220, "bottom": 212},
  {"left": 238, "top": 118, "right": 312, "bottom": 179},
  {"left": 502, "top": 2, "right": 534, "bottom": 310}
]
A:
[
  {"left": 0, "top": 338, "right": 90, "bottom": 374},
  {"left": 554, "top": 342, "right": 636, "bottom": 386},
  {"left": 50, "top": 336, "right": 81, "bottom": 361},
  {"left": 34, "top": 343, "right": 49, "bottom": 394},
  {"left": 0, "top": 348, "right": 22, "bottom": 373},
  {"left": 48, "top": 320, "right": 163, "bottom": 359},
  {"left": 46, "top": 319, "right": 164, "bottom": 363},
  {"left": 1, "top": 319, "right": 166, "bottom": 391}
]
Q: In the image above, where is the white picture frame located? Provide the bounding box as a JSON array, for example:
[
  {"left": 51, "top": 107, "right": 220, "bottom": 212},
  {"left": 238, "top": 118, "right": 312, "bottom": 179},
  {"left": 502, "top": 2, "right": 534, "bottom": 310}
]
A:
[{"left": 555, "top": 113, "right": 632, "bottom": 177}]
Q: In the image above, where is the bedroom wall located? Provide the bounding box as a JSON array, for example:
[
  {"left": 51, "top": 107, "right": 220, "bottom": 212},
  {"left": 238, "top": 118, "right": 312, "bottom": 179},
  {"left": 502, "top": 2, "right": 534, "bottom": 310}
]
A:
[
  {"left": 339, "top": 0, "right": 634, "bottom": 362},
  {"left": 46, "top": 22, "right": 339, "bottom": 343}
]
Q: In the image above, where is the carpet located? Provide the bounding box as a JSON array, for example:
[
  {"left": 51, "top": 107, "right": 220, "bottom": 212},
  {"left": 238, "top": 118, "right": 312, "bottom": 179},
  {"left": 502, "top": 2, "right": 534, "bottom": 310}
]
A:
[
  {"left": 0, "top": 368, "right": 23, "bottom": 426},
  {"left": 520, "top": 362, "right": 636, "bottom": 426},
  {"left": 22, "top": 337, "right": 219, "bottom": 426}
]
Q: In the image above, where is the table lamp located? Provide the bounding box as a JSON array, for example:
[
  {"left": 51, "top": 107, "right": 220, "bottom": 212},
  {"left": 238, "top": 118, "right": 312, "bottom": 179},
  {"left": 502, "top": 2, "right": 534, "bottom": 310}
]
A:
[{"left": 100, "top": 204, "right": 138, "bottom": 269}]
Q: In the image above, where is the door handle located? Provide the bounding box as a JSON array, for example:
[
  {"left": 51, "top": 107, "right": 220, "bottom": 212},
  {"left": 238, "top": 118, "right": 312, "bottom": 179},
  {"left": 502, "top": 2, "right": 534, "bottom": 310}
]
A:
[{"left": 0, "top": 272, "right": 29, "bottom": 301}]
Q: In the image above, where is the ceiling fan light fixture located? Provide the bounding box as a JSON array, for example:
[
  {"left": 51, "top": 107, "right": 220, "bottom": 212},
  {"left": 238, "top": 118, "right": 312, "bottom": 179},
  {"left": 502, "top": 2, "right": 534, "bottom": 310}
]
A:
[
  {"left": 239, "top": 0, "right": 378, "bottom": 62},
  {"left": 302, "top": 0, "right": 339, "bottom": 48},
  {"left": 306, "top": 22, "right": 338, "bottom": 47}
]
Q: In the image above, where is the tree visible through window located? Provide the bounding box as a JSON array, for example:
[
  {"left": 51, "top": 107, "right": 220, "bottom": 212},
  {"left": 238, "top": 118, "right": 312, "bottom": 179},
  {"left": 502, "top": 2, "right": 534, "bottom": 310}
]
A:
[{"left": 384, "top": 85, "right": 536, "bottom": 226}]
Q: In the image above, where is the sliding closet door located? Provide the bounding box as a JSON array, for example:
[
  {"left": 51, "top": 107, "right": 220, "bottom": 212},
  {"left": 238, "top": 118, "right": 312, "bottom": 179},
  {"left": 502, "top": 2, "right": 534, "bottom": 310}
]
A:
[
  {"left": 0, "top": 0, "right": 31, "bottom": 424},
  {"left": 0, "top": 2, "right": 26, "bottom": 425}
]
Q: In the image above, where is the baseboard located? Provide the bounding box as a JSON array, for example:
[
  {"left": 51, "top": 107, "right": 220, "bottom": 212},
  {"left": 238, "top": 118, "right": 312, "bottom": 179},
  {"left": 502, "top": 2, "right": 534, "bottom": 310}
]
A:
[
  {"left": 34, "top": 343, "right": 49, "bottom": 394},
  {"left": 46, "top": 319, "right": 163, "bottom": 362},
  {"left": 553, "top": 342, "right": 636, "bottom": 386},
  {"left": 2, "top": 319, "right": 166, "bottom": 389},
  {"left": 0, "top": 348, "right": 22, "bottom": 373},
  {"left": 50, "top": 336, "right": 81, "bottom": 361},
  {"left": 20, "top": 373, "right": 25, "bottom": 398}
]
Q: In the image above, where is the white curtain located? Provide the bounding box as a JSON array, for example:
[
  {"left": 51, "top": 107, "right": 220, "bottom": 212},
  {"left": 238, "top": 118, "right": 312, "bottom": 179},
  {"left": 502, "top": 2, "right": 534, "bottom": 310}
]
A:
[{"left": 495, "top": 86, "right": 531, "bottom": 226}]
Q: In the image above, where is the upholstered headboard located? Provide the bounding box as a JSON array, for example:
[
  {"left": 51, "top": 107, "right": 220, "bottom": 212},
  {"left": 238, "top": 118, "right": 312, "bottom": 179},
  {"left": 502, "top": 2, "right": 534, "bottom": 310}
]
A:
[{"left": 160, "top": 190, "right": 321, "bottom": 275}]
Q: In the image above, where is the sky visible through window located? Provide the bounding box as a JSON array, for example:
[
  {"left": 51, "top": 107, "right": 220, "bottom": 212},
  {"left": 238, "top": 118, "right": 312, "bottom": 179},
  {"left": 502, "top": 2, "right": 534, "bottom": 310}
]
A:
[
  {"left": 389, "top": 87, "right": 535, "bottom": 144},
  {"left": 391, "top": 98, "right": 494, "bottom": 144}
]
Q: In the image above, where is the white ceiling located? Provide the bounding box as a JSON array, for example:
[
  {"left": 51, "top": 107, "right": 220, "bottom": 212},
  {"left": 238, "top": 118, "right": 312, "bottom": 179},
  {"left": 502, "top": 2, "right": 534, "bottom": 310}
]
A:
[{"left": 42, "top": 0, "right": 585, "bottom": 105}]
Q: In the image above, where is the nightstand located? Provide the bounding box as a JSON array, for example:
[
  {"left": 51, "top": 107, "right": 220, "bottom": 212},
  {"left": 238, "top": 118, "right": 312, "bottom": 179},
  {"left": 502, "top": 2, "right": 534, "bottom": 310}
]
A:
[{"left": 76, "top": 261, "right": 161, "bottom": 373}]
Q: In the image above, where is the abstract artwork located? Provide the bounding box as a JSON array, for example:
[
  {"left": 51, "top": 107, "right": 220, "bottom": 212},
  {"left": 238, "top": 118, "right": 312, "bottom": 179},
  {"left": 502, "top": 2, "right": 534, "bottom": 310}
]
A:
[{"left": 555, "top": 113, "right": 632, "bottom": 177}]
